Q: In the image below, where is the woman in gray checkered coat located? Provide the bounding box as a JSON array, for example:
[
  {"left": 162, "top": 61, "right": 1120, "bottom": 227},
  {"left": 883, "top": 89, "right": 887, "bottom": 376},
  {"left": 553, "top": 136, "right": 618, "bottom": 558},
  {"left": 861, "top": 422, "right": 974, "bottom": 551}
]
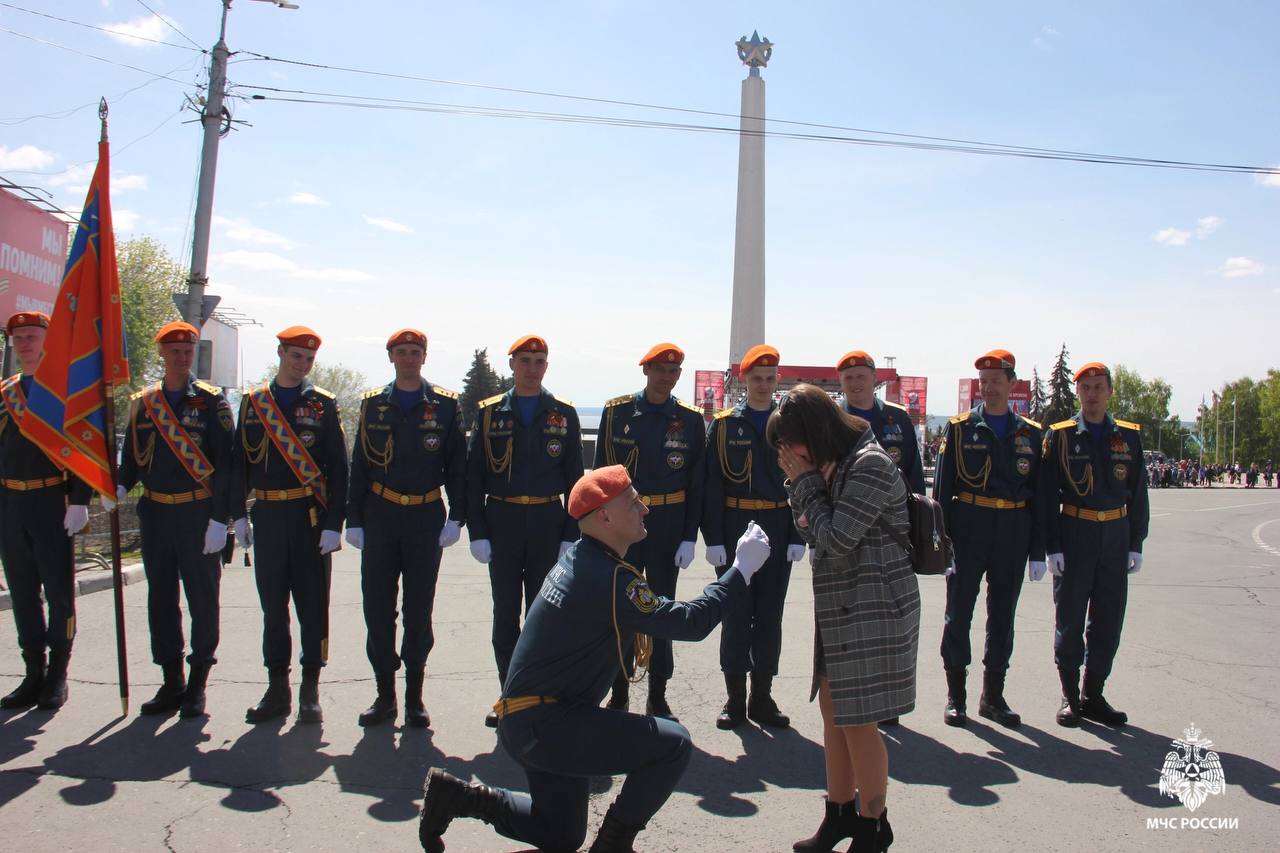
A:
[{"left": 768, "top": 384, "right": 920, "bottom": 853}]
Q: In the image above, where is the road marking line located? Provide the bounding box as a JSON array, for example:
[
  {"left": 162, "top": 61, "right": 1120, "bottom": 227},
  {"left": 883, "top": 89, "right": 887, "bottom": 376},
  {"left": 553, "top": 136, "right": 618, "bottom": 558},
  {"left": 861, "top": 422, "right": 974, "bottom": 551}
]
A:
[{"left": 1252, "top": 518, "right": 1280, "bottom": 560}]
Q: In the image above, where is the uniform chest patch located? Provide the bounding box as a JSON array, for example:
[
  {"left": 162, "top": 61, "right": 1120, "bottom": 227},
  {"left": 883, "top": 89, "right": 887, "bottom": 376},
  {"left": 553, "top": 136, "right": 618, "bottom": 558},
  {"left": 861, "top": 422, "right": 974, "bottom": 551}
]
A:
[
  {"left": 625, "top": 577, "right": 658, "bottom": 613},
  {"left": 546, "top": 438, "right": 563, "bottom": 457},
  {"left": 1016, "top": 457, "right": 1031, "bottom": 476},
  {"left": 1113, "top": 463, "right": 1128, "bottom": 481},
  {"left": 667, "top": 451, "right": 685, "bottom": 470},
  {"left": 423, "top": 433, "right": 441, "bottom": 451}
]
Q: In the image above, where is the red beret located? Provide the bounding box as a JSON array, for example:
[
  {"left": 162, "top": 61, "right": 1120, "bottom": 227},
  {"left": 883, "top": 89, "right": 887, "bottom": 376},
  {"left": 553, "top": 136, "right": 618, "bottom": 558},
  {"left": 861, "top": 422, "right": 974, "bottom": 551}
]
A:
[
  {"left": 567, "top": 465, "right": 633, "bottom": 519},
  {"left": 5, "top": 311, "right": 50, "bottom": 335},
  {"left": 277, "top": 325, "right": 321, "bottom": 351},
  {"left": 640, "top": 342, "right": 684, "bottom": 366},
  {"left": 387, "top": 328, "right": 427, "bottom": 350},
  {"left": 836, "top": 350, "right": 875, "bottom": 372},
  {"left": 154, "top": 320, "right": 199, "bottom": 345},
  {"left": 740, "top": 344, "right": 780, "bottom": 378},
  {"left": 509, "top": 335, "right": 548, "bottom": 356},
  {"left": 975, "top": 349, "right": 1016, "bottom": 371},
  {"left": 1074, "top": 362, "right": 1110, "bottom": 383}
]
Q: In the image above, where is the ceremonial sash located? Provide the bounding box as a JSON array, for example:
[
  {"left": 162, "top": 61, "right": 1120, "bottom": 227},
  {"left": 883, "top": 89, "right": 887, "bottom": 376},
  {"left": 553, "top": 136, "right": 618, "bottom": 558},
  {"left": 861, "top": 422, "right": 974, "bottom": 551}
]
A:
[
  {"left": 1, "top": 375, "right": 26, "bottom": 425},
  {"left": 142, "top": 384, "right": 214, "bottom": 483},
  {"left": 247, "top": 385, "right": 328, "bottom": 507}
]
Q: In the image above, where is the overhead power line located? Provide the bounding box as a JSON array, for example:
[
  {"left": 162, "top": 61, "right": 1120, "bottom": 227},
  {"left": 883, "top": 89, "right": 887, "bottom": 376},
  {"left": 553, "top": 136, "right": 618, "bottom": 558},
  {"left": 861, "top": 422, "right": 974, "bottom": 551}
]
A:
[
  {"left": 0, "top": 2, "right": 202, "bottom": 51},
  {"left": 132, "top": 0, "right": 203, "bottom": 50},
  {"left": 0, "top": 26, "right": 198, "bottom": 85},
  {"left": 235, "top": 51, "right": 1276, "bottom": 176},
  {"left": 239, "top": 85, "right": 1276, "bottom": 176}
]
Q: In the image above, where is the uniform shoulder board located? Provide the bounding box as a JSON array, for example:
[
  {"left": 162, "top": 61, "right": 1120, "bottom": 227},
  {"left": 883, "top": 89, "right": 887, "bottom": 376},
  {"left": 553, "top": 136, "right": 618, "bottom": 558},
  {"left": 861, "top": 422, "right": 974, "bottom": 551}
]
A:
[
  {"left": 432, "top": 384, "right": 459, "bottom": 400},
  {"left": 129, "top": 387, "right": 148, "bottom": 401},
  {"left": 361, "top": 386, "right": 383, "bottom": 400},
  {"left": 1051, "top": 419, "right": 1077, "bottom": 431},
  {"left": 1021, "top": 417, "right": 1042, "bottom": 429},
  {"left": 604, "top": 394, "right": 633, "bottom": 408},
  {"left": 714, "top": 407, "right": 736, "bottom": 420},
  {"left": 1114, "top": 418, "right": 1142, "bottom": 432},
  {"left": 553, "top": 394, "right": 575, "bottom": 408},
  {"left": 194, "top": 380, "right": 221, "bottom": 396},
  {"left": 478, "top": 393, "right": 505, "bottom": 409},
  {"left": 311, "top": 385, "right": 336, "bottom": 400},
  {"left": 677, "top": 399, "right": 703, "bottom": 415},
  {"left": 884, "top": 400, "right": 908, "bottom": 412},
  {"left": 949, "top": 413, "right": 969, "bottom": 425}
]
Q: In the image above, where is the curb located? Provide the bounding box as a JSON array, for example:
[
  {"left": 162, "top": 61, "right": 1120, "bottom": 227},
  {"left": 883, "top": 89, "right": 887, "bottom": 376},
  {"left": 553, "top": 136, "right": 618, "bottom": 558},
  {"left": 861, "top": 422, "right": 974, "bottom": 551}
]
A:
[{"left": 0, "top": 561, "right": 144, "bottom": 612}]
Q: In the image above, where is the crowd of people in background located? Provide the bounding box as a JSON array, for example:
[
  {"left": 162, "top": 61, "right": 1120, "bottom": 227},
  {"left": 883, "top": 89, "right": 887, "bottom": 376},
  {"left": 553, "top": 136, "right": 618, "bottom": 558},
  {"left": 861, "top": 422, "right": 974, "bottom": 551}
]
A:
[{"left": 1144, "top": 458, "right": 1275, "bottom": 488}]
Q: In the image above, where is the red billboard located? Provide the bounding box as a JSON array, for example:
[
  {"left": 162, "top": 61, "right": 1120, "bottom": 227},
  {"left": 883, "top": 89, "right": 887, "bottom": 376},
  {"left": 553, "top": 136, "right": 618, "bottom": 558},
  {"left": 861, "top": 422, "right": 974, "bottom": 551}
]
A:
[
  {"left": 0, "top": 189, "right": 66, "bottom": 318},
  {"left": 958, "top": 379, "right": 1031, "bottom": 415},
  {"left": 893, "top": 376, "right": 928, "bottom": 425}
]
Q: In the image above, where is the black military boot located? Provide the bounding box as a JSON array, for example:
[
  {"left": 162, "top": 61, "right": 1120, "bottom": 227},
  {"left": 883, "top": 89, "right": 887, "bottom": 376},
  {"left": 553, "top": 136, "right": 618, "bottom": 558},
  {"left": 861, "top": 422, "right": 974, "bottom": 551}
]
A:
[
  {"left": 716, "top": 673, "right": 747, "bottom": 730},
  {"left": 943, "top": 668, "right": 967, "bottom": 727},
  {"left": 419, "top": 767, "right": 503, "bottom": 852},
  {"left": 978, "top": 670, "right": 1021, "bottom": 728},
  {"left": 180, "top": 662, "right": 211, "bottom": 718},
  {"left": 358, "top": 673, "right": 397, "bottom": 727},
  {"left": 1080, "top": 671, "right": 1128, "bottom": 726},
  {"left": 405, "top": 669, "right": 430, "bottom": 729},
  {"left": 646, "top": 674, "right": 676, "bottom": 721},
  {"left": 588, "top": 806, "right": 643, "bottom": 853},
  {"left": 851, "top": 808, "right": 894, "bottom": 853},
  {"left": 245, "top": 667, "right": 291, "bottom": 723},
  {"left": 298, "top": 666, "right": 323, "bottom": 724},
  {"left": 748, "top": 673, "right": 791, "bottom": 728},
  {"left": 793, "top": 797, "right": 857, "bottom": 852},
  {"left": 36, "top": 649, "right": 70, "bottom": 710},
  {"left": 606, "top": 671, "right": 630, "bottom": 711},
  {"left": 1, "top": 650, "right": 45, "bottom": 710},
  {"left": 141, "top": 660, "right": 187, "bottom": 715},
  {"left": 1055, "top": 668, "right": 1081, "bottom": 728}
]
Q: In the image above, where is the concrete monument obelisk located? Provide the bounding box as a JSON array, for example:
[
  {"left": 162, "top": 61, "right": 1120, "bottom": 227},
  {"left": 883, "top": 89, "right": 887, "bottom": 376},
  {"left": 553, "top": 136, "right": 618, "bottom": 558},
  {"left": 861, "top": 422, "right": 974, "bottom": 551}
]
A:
[{"left": 728, "top": 31, "right": 772, "bottom": 367}]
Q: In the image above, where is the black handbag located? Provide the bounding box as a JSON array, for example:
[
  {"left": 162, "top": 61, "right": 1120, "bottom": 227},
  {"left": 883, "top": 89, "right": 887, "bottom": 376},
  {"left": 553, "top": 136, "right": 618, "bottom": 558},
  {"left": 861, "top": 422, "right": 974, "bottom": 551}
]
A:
[{"left": 860, "top": 445, "right": 953, "bottom": 575}]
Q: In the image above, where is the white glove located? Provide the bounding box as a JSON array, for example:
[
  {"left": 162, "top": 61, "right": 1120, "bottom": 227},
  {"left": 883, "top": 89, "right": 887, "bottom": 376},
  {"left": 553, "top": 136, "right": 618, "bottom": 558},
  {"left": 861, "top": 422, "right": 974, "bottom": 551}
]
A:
[
  {"left": 1047, "top": 553, "right": 1065, "bottom": 577},
  {"left": 944, "top": 563, "right": 957, "bottom": 578},
  {"left": 203, "top": 520, "right": 229, "bottom": 555},
  {"left": 559, "top": 541, "right": 573, "bottom": 559},
  {"left": 786, "top": 544, "right": 806, "bottom": 562},
  {"left": 729, "top": 521, "right": 771, "bottom": 585},
  {"left": 101, "top": 485, "right": 127, "bottom": 512},
  {"left": 234, "top": 517, "right": 254, "bottom": 548},
  {"left": 438, "top": 520, "right": 461, "bottom": 548},
  {"left": 674, "top": 540, "right": 695, "bottom": 569},
  {"left": 1128, "top": 552, "right": 1143, "bottom": 574},
  {"left": 64, "top": 504, "right": 90, "bottom": 536},
  {"left": 1028, "top": 560, "right": 1048, "bottom": 582},
  {"left": 319, "top": 529, "right": 342, "bottom": 555},
  {"left": 706, "top": 544, "right": 727, "bottom": 568},
  {"left": 470, "top": 538, "right": 492, "bottom": 564},
  {"left": 346, "top": 527, "right": 365, "bottom": 550}
]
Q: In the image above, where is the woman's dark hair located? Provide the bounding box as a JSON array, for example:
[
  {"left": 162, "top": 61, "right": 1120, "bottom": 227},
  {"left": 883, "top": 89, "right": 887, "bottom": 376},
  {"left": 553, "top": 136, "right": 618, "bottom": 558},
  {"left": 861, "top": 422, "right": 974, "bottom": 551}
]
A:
[{"left": 765, "top": 384, "right": 869, "bottom": 468}]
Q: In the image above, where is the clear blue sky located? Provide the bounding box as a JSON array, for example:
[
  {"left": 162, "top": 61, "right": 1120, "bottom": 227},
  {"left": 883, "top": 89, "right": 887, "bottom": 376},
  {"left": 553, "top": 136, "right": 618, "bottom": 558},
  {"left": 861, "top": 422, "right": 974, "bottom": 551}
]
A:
[{"left": 2, "top": 1, "right": 1276, "bottom": 419}]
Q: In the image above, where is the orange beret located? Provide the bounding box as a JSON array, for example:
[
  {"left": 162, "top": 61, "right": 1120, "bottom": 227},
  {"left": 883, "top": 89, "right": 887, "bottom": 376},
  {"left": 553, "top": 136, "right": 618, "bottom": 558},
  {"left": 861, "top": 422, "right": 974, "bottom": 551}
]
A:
[
  {"left": 740, "top": 344, "right": 780, "bottom": 378},
  {"left": 387, "top": 328, "right": 427, "bottom": 350},
  {"left": 975, "top": 349, "right": 1016, "bottom": 371},
  {"left": 509, "top": 335, "right": 548, "bottom": 356},
  {"left": 640, "top": 342, "right": 684, "bottom": 366},
  {"left": 276, "top": 325, "right": 321, "bottom": 351},
  {"left": 567, "top": 465, "right": 633, "bottom": 519},
  {"left": 1073, "top": 362, "right": 1110, "bottom": 383},
  {"left": 5, "top": 311, "right": 50, "bottom": 335},
  {"left": 154, "top": 320, "right": 199, "bottom": 345},
  {"left": 836, "top": 350, "right": 875, "bottom": 372}
]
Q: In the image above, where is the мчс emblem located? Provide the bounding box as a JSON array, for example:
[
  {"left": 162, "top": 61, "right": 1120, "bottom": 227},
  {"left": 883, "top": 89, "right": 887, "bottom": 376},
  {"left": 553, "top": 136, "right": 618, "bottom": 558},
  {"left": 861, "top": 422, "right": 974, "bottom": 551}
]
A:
[
  {"left": 546, "top": 438, "right": 563, "bottom": 458},
  {"left": 1113, "top": 463, "right": 1128, "bottom": 481},
  {"left": 625, "top": 577, "right": 658, "bottom": 613},
  {"left": 666, "top": 451, "right": 684, "bottom": 470},
  {"left": 1159, "top": 723, "right": 1227, "bottom": 812}
]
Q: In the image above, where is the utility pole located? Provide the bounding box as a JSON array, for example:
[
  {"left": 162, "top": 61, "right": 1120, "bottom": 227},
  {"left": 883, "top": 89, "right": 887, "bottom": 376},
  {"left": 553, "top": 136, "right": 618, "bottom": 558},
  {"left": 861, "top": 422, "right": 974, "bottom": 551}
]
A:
[
  {"left": 1232, "top": 398, "right": 1237, "bottom": 466},
  {"left": 182, "top": 0, "right": 298, "bottom": 328}
]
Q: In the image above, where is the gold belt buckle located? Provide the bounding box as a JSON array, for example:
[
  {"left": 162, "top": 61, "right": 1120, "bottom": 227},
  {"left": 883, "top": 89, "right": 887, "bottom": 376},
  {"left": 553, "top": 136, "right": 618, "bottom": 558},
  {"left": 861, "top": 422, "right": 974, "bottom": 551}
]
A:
[
  {"left": 399, "top": 493, "right": 411, "bottom": 506},
  {"left": 518, "top": 496, "right": 531, "bottom": 505},
  {"left": 995, "top": 498, "right": 1006, "bottom": 509}
]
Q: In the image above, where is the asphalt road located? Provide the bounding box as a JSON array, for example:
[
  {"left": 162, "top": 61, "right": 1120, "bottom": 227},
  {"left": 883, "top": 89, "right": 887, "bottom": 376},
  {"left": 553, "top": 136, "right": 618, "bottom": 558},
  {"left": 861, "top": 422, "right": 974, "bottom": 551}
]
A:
[{"left": 1, "top": 487, "right": 1277, "bottom": 851}]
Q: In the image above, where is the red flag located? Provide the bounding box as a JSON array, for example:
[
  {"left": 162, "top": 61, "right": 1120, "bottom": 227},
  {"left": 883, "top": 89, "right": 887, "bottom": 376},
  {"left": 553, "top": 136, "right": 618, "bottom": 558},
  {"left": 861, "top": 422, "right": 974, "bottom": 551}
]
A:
[{"left": 21, "top": 138, "right": 130, "bottom": 497}]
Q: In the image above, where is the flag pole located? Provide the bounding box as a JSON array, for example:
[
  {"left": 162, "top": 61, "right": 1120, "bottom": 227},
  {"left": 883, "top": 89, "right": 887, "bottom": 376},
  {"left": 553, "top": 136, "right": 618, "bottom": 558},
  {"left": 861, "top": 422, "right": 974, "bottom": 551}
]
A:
[{"left": 99, "top": 98, "right": 130, "bottom": 718}]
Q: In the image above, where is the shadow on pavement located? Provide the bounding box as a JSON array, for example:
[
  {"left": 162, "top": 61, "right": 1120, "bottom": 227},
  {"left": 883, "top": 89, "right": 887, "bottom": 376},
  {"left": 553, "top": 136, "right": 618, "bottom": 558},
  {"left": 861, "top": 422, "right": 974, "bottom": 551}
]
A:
[{"left": 679, "top": 723, "right": 826, "bottom": 817}]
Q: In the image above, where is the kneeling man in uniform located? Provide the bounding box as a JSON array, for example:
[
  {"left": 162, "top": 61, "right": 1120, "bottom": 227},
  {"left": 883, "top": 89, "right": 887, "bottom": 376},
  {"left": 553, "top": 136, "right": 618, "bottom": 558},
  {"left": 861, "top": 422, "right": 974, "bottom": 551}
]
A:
[{"left": 419, "top": 465, "right": 771, "bottom": 853}]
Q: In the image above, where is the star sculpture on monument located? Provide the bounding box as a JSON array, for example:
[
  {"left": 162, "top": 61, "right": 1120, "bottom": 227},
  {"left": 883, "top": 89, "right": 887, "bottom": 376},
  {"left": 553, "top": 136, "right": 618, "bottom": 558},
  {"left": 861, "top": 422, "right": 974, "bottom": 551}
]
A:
[{"left": 736, "top": 30, "right": 773, "bottom": 70}]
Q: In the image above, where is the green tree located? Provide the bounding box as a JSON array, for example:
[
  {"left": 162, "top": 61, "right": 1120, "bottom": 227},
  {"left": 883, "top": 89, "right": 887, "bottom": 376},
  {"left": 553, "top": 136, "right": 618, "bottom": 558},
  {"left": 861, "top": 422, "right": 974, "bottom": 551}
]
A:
[
  {"left": 1029, "top": 366, "right": 1048, "bottom": 423},
  {"left": 1043, "top": 343, "right": 1077, "bottom": 425},
  {"left": 117, "top": 235, "right": 183, "bottom": 386},
  {"left": 1110, "top": 365, "right": 1173, "bottom": 435},
  {"left": 459, "top": 348, "right": 512, "bottom": 430}
]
